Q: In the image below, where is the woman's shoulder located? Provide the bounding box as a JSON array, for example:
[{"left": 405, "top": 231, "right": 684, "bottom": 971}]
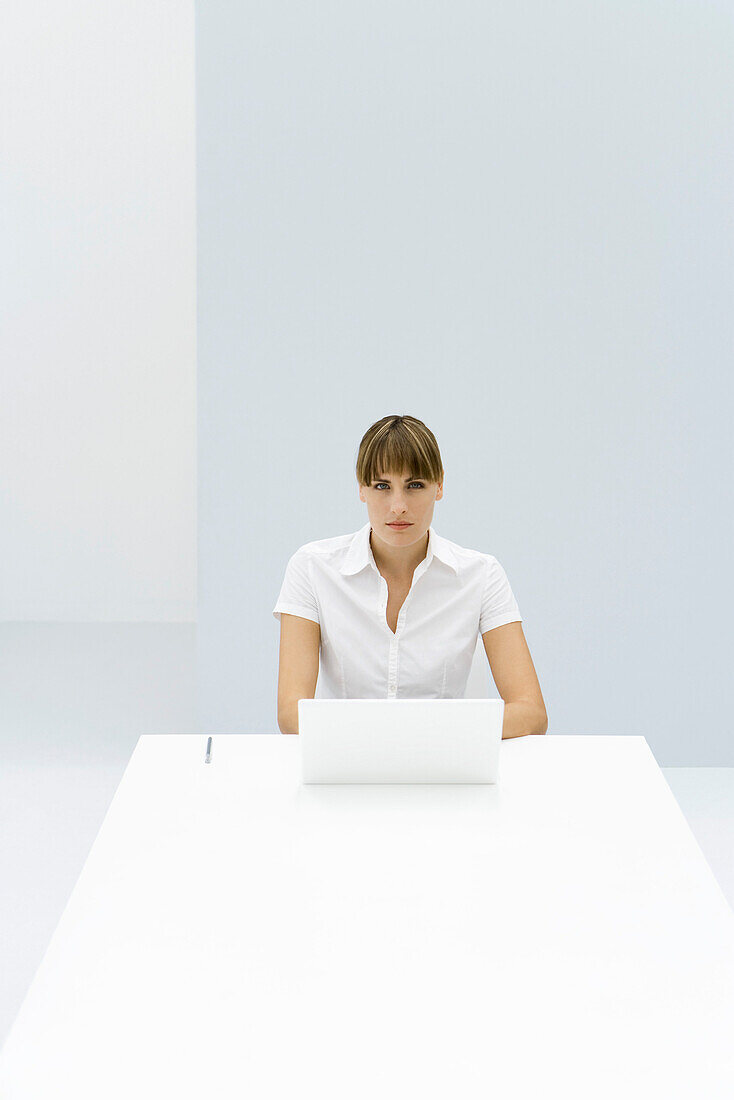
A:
[
  {"left": 433, "top": 529, "right": 500, "bottom": 571},
  {"left": 291, "top": 528, "right": 361, "bottom": 560}
]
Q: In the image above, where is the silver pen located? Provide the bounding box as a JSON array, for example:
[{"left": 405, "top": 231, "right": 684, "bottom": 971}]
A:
[{"left": 205, "top": 735, "right": 212, "bottom": 764}]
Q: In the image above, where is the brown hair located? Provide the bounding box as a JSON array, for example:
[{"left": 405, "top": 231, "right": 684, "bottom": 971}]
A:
[{"left": 356, "top": 415, "right": 444, "bottom": 487}]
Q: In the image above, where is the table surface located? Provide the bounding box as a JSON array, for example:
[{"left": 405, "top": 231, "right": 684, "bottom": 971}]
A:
[{"left": 2, "top": 734, "right": 734, "bottom": 1100}]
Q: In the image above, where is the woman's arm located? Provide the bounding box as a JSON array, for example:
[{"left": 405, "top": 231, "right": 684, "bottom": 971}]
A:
[
  {"left": 277, "top": 613, "right": 320, "bottom": 733},
  {"left": 481, "top": 622, "right": 548, "bottom": 739}
]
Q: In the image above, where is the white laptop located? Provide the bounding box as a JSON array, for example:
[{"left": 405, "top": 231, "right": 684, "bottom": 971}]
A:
[{"left": 298, "top": 698, "right": 504, "bottom": 784}]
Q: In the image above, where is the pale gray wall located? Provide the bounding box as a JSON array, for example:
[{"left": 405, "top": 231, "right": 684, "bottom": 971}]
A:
[
  {"left": 1, "top": 0, "right": 196, "bottom": 622},
  {"left": 197, "top": 0, "right": 734, "bottom": 765}
]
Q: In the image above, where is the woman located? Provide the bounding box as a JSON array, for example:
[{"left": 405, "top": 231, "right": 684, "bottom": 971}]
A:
[{"left": 273, "top": 414, "right": 548, "bottom": 738}]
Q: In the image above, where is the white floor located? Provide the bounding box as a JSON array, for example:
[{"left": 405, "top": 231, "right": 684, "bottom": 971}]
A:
[{"left": 0, "top": 623, "right": 197, "bottom": 1048}]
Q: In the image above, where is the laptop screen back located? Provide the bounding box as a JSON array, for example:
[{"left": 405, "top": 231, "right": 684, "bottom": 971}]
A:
[{"left": 298, "top": 698, "right": 504, "bottom": 784}]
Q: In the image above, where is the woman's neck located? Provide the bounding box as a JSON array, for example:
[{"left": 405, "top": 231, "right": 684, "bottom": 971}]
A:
[{"left": 369, "top": 528, "right": 429, "bottom": 580}]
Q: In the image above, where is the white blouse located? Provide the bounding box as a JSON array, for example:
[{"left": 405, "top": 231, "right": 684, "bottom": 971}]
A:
[{"left": 272, "top": 521, "right": 522, "bottom": 700}]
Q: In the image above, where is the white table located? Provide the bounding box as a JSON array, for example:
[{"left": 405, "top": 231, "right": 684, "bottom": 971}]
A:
[{"left": 2, "top": 734, "right": 734, "bottom": 1099}]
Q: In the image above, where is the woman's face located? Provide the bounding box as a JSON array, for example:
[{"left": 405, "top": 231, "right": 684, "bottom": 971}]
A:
[{"left": 358, "top": 468, "right": 444, "bottom": 541}]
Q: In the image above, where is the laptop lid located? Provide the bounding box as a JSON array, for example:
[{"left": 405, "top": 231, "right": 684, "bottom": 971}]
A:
[{"left": 298, "top": 698, "right": 504, "bottom": 784}]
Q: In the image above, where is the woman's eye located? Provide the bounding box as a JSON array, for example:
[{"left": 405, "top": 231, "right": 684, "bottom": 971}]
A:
[{"left": 374, "top": 483, "right": 423, "bottom": 490}]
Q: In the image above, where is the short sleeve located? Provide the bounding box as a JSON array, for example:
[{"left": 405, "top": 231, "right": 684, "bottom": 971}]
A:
[
  {"left": 479, "top": 555, "right": 522, "bottom": 635},
  {"left": 272, "top": 548, "right": 320, "bottom": 625}
]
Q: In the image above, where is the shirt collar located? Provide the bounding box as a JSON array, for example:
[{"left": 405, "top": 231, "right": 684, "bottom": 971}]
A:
[{"left": 339, "top": 521, "right": 459, "bottom": 576}]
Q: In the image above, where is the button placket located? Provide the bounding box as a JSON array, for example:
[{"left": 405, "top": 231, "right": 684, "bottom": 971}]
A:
[
  {"left": 388, "top": 602, "right": 404, "bottom": 696},
  {"left": 377, "top": 565, "right": 416, "bottom": 696},
  {"left": 388, "top": 634, "right": 398, "bottom": 696}
]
